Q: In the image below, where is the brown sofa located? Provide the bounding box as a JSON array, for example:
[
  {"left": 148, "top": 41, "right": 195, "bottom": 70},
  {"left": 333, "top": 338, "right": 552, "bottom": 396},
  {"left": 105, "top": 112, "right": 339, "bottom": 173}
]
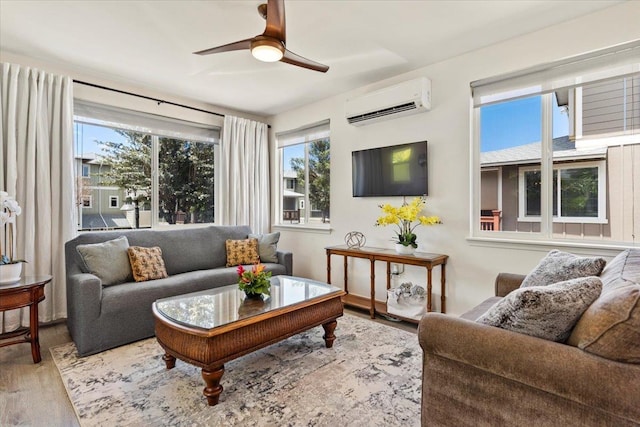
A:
[{"left": 418, "top": 251, "right": 640, "bottom": 427}]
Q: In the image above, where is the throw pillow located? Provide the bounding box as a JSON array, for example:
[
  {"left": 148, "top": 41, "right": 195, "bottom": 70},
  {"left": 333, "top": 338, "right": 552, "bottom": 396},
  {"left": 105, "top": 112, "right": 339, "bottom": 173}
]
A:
[
  {"left": 248, "top": 232, "right": 280, "bottom": 263},
  {"left": 598, "top": 249, "right": 640, "bottom": 294},
  {"left": 127, "top": 246, "right": 168, "bottom": 282},
  {"left": 225, "top": 238, "right": 260, "bottom": 267},
  {"left": 76, "top": 236, "right": 133, "bottom": 286},
  {"left": 520, "top": 250, "right": 606, "bottom": 288},
  {"left": 567, "top": 284, "right": 640, "bottom": 363},
  {"left": 477, "top": 276, "right": 602, "bottom": 342}
]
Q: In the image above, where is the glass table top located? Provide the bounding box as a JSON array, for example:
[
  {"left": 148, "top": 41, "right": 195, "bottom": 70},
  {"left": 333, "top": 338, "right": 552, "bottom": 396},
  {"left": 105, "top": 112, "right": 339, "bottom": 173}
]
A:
[{"left": 155, "top": 275, "right": 342, "bottom": 330}]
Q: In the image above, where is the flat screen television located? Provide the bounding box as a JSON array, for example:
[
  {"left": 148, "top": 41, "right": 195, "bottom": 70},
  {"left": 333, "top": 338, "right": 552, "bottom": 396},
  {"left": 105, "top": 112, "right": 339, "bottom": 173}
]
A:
[{"left": 352, "top": 141, "right": 428, "bottom": 197}]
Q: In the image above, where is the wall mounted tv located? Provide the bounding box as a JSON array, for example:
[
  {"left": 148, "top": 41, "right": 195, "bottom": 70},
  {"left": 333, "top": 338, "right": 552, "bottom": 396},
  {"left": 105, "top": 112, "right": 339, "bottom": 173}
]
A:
[{"left": 352, "top": 141, "right": 428, "bottom": 197}]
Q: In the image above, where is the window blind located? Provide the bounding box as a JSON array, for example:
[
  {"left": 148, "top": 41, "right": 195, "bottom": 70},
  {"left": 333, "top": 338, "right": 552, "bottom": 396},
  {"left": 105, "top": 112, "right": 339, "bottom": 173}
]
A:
[
  {"left": 471, "top": 40, "right": 640, "bottom": 107},
  {"left": 74, "top": 100, "right": 220, "bottom": 143},
  {"left": 276, "top": 119, "right": 330, "bottom": 148}
]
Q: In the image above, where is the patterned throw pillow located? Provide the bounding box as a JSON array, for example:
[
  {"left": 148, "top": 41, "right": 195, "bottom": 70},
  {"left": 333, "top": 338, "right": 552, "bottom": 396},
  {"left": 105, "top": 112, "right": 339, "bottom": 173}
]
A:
[
  {"left": 127, "top": 246, "right": 168, "bottom": 282},
  {"left": 248, "top": 232, "right": 280, "bottom": 263},
  {"left": 225, "top": 238, "right": 260, "bottom": 267},
  {"left": 520, "top": 250, "right": 606, "bottom": 288},
  {"left": 477, "top": 276, "right": 602, "bottom": 342}
]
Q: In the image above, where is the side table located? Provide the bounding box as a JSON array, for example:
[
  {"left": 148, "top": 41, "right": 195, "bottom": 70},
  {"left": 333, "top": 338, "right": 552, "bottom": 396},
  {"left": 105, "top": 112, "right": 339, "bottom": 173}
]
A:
[{"left": 0, "top": 275, "right": 53, "bottom": 363}]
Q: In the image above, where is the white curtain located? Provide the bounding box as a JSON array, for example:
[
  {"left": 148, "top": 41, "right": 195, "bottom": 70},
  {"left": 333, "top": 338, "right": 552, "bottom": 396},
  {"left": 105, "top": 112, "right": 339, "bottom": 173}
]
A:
[
  {"left": 0, "top": 63, "right": 77, "bottom": 332},
  {"left": 219, "top": 115, "right": 270, "bottom": 233}
]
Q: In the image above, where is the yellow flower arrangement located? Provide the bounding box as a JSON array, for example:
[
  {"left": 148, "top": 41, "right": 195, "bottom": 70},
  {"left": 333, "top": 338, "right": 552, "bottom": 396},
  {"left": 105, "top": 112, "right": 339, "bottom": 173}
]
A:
[{"left": 375, "top": 196, "right": 441, "bottom": 248}]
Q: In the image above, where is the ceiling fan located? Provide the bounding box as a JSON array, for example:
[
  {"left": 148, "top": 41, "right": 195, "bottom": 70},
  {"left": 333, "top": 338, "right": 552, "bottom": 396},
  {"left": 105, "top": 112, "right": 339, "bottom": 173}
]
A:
[{"left": 194, "top": 0, "right": 329, "bottom": 73}]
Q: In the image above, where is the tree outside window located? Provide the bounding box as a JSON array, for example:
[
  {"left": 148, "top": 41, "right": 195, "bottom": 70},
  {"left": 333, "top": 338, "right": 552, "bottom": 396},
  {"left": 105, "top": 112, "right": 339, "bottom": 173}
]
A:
[
  {"left": 290, "top": 138, "right": 330, "bottom": 223},
  {"left": 75, "top": 121, "right": 217, "bottom": 230}
]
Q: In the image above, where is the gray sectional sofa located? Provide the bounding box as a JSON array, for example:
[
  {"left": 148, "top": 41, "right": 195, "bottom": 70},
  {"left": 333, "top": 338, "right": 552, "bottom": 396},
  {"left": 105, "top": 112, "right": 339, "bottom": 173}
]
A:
[{"left": 65, "top": 225, "right": 292, "bottom": 356}]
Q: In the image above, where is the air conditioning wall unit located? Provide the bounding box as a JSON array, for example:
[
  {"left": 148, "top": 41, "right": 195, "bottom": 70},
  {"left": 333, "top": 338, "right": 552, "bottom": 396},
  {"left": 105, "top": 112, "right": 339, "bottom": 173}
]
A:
[{"left": 345, "top": 77, "right": 431, "bottom": 126}]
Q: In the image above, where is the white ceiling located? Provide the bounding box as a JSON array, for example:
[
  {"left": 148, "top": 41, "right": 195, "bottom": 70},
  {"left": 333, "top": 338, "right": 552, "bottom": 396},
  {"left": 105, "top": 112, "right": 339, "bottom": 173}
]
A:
[{"left": 0, "top": 1, "right": 623, "bottom": 116}]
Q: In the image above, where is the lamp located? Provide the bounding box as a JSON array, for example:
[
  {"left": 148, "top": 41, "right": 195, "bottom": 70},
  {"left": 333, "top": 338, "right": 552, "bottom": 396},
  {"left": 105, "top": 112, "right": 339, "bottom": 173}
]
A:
[{"left": 251, "top": 37, "right": 284, "bottom": 62}]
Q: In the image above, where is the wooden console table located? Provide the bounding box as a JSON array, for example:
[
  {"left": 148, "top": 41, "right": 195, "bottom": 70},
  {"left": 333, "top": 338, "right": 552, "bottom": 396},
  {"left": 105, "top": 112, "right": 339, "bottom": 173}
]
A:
[
  {"left": 326, "top": 245, "right": 448, "bottom": 323},
  {"left": 0, "top": 275, "right": 52, "bottom": 363}
]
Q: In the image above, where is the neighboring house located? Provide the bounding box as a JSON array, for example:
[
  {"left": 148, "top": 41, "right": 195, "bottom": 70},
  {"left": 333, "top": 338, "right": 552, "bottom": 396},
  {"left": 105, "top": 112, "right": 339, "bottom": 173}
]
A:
[
  {"left": 75, "top": 153, "right": 129, "bottom": 230},
  {"left": 480, "top": 76, "right": 639, "bottom": 241},
  {"left": 282, "top": 170, "right": 304, "bottom": 222}
]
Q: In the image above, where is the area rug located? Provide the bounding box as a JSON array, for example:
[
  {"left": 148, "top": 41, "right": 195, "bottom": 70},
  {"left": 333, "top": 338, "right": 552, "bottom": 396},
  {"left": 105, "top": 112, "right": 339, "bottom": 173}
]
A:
[{"left": 51, "top": 314, "right": 422, "bottom": 426}]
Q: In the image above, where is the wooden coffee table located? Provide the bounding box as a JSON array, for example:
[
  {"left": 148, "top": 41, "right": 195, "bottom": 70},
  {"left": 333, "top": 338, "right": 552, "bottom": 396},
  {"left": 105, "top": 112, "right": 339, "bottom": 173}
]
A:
[{"left": 152, "top": 275, "right": 345, "bottom": 406}]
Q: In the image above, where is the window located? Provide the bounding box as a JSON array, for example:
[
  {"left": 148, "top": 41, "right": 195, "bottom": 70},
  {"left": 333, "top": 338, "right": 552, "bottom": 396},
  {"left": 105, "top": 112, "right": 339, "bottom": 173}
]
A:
[
  {"left": 518, "top": 161, "right": 606, "bottom": 223},
  {"left": 285, "top": 178, "right": 295, "bottom": 190},
  {"left": 74, "top": 101, "right": 219, "bottom": 231},
  {"left": 277, "top": 120, "right": 330, "bottom": 226},
  {"left": 82, "top": 164, "right": 90, "bottom": 177},
  {"left": 472, "top": 40, "right": 640, "bottom": 245},
  {"left": 109, "top": 196, "right": 119, "bottom": 208},
  {"left": 81, "top": 196, "right": 92, "bottom": 208}
]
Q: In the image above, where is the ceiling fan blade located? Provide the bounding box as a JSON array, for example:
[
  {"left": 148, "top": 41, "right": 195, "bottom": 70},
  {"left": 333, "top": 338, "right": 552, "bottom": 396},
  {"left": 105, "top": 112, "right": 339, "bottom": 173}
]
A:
[
  {"left": 194, "top": 38, "right": 253, "bottom": 56},
  {"left": 263, "top": 0, "right": 286, "bottom": 43},
  {"left": 282, "top": 49, "right": 329, "bottom": 73}
]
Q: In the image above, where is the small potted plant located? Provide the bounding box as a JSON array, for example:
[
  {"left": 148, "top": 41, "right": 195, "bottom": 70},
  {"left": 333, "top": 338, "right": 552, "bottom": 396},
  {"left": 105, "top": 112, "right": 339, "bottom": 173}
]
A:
[
  {"left": 375, "top": 196, "right": 441, "bottom": 254},
  {"left": 237, "top": 263, "right": 272, "bottom": 299},
  {"left": 0, "top": 191, "right": 26, "bottom": 284}
]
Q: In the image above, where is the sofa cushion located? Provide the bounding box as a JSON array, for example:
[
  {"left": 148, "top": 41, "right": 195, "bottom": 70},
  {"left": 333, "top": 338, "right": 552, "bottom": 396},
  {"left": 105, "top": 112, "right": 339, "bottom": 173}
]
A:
[
  {"left": 520, "top": 250, "right": 606, "bottom": 288},
  {"left": 225, "top": 238, "right": 260, "bottom": 267},
  {"left": 460, "top": 297, "right": 502, "bottom": 321},
  {"left": 76, "top": 236, "right": 133, "bottom": 286},
  {"left": 249, "top": 232, "right": 280, "bottom": 263},
  {"left": 477, "top": 276, "right": 602, "bottom": 342},
  {"left": 567, "top": 284, "right": 640, "bottom": 363},
  {"left": 127, "top": 246, "right": 168, "bottom": 282},
  {"left": 599, "top": 249, "right": 640, "bottom": 294}
]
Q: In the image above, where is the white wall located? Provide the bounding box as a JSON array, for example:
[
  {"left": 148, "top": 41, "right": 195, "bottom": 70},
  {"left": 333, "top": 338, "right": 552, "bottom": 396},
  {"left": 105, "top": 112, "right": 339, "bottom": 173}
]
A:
[{"left": 268, "top": 2, "right": 640, "bottom": 316}]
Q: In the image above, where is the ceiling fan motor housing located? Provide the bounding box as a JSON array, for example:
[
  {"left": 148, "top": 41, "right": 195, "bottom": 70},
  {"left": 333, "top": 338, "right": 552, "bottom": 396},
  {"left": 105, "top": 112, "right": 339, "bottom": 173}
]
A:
[{"left": 251, "top": 35, "right": 285, "bottom": 62}]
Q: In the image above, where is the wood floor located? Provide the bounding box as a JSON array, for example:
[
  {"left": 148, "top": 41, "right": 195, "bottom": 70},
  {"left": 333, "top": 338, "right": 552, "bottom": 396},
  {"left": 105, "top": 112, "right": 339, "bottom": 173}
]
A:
[{"left": 0, "top": 308, "right": 417, "bottom": 426}]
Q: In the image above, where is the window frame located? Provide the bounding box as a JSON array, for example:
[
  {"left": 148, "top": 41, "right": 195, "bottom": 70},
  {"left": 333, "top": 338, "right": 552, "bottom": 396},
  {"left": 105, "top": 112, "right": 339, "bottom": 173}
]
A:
[
  {"left": 109, "top": 195, "right": 119, "bottom": 209},
  {"left": 73, "top": 106, "right": 220, "bottom": 230},
  {"left": 517, "top": 160, "right": 607, "bottom": 224},
  {"left": 276, "top": 120, "right": 331, "bottom": 230},
  {"left": 470, "top": 41, "right": 639, "bottom": 247}
]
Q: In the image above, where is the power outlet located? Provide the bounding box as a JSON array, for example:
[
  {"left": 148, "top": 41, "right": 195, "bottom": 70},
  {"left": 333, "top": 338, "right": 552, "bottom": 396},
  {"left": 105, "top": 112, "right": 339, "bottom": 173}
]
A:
[{"left": 391, "top": 263, "right": 404, "bottom": 275}]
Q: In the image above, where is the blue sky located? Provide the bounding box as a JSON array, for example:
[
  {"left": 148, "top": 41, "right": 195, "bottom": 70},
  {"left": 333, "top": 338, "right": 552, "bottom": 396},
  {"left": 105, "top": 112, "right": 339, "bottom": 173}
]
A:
[
  {"left": 283, "top": 144, "right": 304, "bottom": 172},
  {"left": 75, "top": 122, "right": 127, "bottom": 155},
  {"left": 480, "top": 95, "right": 569, "bottom": 152}
]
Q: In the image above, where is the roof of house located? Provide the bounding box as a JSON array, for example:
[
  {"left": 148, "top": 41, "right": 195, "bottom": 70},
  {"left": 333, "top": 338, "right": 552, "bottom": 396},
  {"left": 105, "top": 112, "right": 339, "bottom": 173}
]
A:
[
  {"left": 75, "top": 152, "right": 108, "bottom": 165},
  {"left": 480, "top": 136, "right": 607, "bottom": 167},
  {"left": 283, "top": 189, "right": 305, "bottom": 198},
  {"left": 81, "top": 214, "right": 131, "bottom": 230}
]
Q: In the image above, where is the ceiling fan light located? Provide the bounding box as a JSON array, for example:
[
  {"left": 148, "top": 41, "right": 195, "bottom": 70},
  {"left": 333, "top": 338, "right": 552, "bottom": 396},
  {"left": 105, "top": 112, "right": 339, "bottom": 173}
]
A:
[{"left": 251, "top": 42, "right": 284, "bottom": 62}]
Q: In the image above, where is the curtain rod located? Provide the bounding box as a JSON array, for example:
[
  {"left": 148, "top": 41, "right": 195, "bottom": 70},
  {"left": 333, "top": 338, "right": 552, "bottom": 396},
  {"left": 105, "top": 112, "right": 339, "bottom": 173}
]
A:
[{"left": 73, "top": 79, "right": 225, "bottom": 118}]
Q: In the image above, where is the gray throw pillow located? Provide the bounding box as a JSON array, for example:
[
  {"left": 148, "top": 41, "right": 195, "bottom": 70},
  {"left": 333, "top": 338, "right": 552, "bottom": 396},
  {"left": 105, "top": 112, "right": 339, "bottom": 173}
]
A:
[
  {"left": 248, "top": 232, "right": 280, "bottom": 263},
  {"left": 477, "top": 276, "right": 602, "bottom": 342},
  {"left": 76, "top": 236, "right": 133, "bottom": 286},
  {"left": 598, "top": 249, "right": 640, "bottom": 294},
  {"left": 520, "top": 250, "right": 606, "bottom": 288}
]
